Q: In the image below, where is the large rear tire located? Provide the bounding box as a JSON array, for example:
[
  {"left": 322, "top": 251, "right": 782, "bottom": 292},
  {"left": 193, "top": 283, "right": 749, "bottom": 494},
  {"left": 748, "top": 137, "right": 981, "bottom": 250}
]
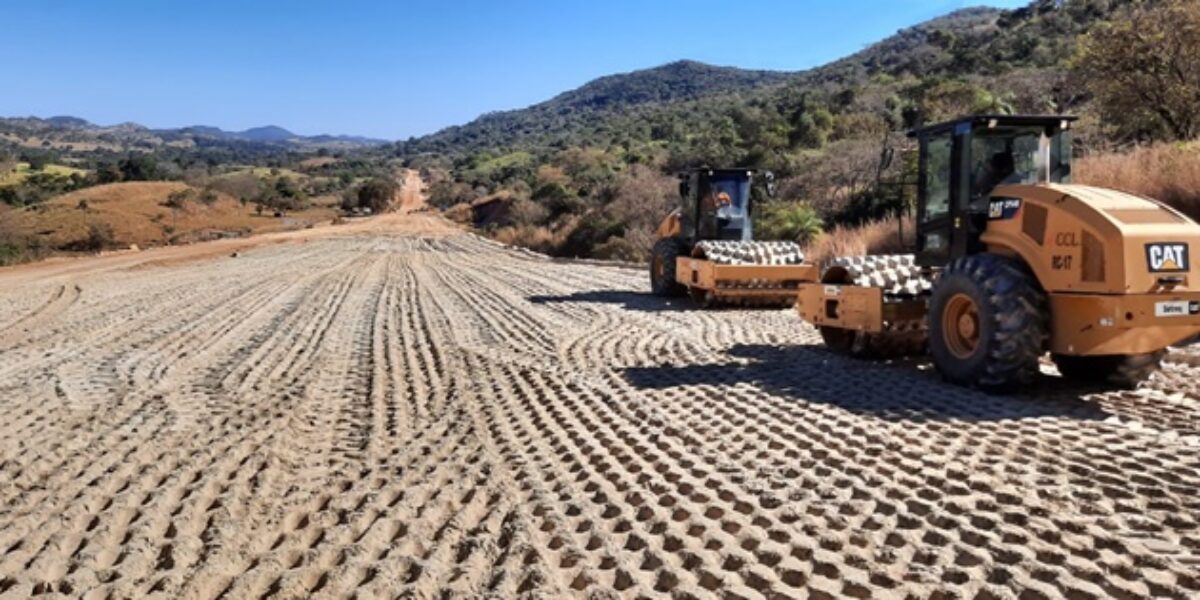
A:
[
  {"left": 1052, "top": 351, "right": 1164, "bottom": 388},
  {"left": 650, "top": 238, "right": 686, "bottom": 297},
  {"left": 928, "top": 254, "right": 1047, "bottom": 392}
]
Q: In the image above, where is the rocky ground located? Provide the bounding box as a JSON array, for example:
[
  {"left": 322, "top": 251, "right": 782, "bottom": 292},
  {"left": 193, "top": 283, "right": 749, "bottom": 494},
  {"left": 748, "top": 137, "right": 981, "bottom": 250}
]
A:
[{"left": 0, "top": 217, "right": 1198, "bottom": 599}]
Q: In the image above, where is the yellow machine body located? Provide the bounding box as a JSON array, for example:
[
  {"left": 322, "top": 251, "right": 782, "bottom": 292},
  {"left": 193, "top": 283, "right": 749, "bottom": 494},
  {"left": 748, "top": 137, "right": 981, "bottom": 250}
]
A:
[
  {"left": 980, "top": 183, "right": 1200, "bottom": 354},
  {"left": 649, "top": 169, "right": 812, "bottom": 307},
  {"left": 796, "top": 284, "right": 924, "bottom": 333},
  {"left": 676, "top": 257, "right": 816, "bottom": 304},
  {"left": 796, "top": 183, "right": 1200, "bottom": 356}
]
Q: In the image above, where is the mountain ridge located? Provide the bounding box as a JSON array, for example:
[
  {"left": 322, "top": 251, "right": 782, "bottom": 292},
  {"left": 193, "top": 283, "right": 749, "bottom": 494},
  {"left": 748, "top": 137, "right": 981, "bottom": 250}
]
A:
[{"left": 0, "top": 115, "right": 387, "bottom": 149}]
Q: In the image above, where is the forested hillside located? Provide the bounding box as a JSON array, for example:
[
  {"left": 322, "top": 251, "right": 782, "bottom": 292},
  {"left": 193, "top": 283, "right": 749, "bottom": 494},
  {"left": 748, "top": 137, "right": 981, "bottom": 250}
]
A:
[{"left": 397, "top": 0, "right": 1199, "bottom": 262}]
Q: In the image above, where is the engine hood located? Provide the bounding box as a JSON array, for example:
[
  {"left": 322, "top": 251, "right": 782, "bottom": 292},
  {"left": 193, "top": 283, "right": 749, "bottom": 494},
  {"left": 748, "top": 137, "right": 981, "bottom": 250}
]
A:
[{"left": 982, "top": 184, "right": 1200, "bottom": 293}]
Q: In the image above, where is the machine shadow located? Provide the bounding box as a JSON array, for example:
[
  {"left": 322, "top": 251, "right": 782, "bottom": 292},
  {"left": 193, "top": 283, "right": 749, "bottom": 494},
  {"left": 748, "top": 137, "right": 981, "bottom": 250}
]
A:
[
  {"left": 622, "top": 343, "right": 1116, "bottom": 423},
  {"left": 529, "top": 290, "right": 695, "bottom": 313}
]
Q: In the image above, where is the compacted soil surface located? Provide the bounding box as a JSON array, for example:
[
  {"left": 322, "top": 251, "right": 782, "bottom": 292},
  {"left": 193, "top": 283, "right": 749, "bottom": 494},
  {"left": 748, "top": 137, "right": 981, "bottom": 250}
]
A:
[{"left": 1, "top": 215, "right": 1198, "bottom": 599}]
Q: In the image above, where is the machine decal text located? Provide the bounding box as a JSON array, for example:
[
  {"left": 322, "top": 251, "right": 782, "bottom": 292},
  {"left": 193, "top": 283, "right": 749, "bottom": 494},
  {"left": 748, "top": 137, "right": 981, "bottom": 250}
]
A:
[
  {"left": 1155, "top": 301, "right": 1190, "bottom": 317},
  {"left": 1146, "top": 243, "right": 1189, "bottom": 273}
]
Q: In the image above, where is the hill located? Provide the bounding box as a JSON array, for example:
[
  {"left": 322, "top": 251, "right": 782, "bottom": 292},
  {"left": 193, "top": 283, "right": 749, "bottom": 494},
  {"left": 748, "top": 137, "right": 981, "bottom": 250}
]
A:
[
  {"left": 398, "top": 2, "right": 1133, "bottom": 162},
  {"left": 398, "top": 8, "right": 1032, "bottom": 158},
  {"left": 0, "top": 116, "right": 388, "bottom": 155},
  {"left": 399, "top": 60, "right": 797, "bottom": 156},
  {"left": 396, "top": 0, "right": 1161, "bottom": 262},
  {"left": 0, "top": 181, "right": 338, "bottom": 262}
]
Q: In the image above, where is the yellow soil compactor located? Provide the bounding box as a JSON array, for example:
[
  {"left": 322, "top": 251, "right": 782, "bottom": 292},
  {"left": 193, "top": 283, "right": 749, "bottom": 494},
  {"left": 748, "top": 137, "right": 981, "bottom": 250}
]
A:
[
  {"left": 651, "top": 115, "right": 1200, "bottom": 391},
  {"left": 798, "top": 114, "right": 1200, "bottom": 390},
  {"left": 650, "top": 168, "right": 816, "bottom": 307}
]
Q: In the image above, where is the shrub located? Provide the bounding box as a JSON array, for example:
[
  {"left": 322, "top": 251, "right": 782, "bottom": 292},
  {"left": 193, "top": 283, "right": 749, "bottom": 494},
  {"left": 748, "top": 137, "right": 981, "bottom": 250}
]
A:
[
  {"left": 557, "top": 213, "right": 624, "bottom": 258},
  {"left": 0, "top": 224, "right": 47, "bottom": 266},
  {"left": 507, "top": 198, "right": 549, "bottom": 227},
  {"left": 164, "top": 188, "right": 192, "bottom": 209},
  {"left": 443, "top": 202, "right": 473, "bottom": 223},
  {"left": 756, "top": 202, "right": 824, "bottom": 244},
  {"left": 61, "top": 222, "right": 116, "bottom": 253},
  {"left": 355, "top": 177, "right": 398, "bottom": 213},
  {"left": 493, "top": 225, "right": 557, "bottom": 253},
  {"left": 207, "top": 172, "right": 261, "bottom": 202},
  {"left": 591, "top": 236, "right": 643, "bottom": 262},
  {"left": 257, "top": 177, "right": 308, "bottom": 214},
  {"left": 601, "top": 164, "right": 676, "bottom": 251},
  {"left": 427, "top": 180, "right": 476, "bottom": 210}
]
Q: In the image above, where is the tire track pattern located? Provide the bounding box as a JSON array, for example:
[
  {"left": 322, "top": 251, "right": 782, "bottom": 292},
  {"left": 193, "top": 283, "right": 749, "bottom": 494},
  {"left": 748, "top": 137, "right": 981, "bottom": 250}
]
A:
[{"left": 1, "top": 226, "right": 1198, "bottom": 598}]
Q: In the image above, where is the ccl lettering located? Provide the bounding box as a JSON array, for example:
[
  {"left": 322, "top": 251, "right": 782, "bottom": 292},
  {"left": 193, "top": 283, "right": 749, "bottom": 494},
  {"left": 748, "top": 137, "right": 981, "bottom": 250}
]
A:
[{"left": 1054, "top": 232, "right": 1079, "bottom": 247}]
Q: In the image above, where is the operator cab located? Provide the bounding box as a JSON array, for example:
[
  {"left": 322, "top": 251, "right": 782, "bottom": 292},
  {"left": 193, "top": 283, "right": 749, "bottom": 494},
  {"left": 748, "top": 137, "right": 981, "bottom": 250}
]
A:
[
  {"left": 909, "top": 115, "right": 1076, "bottom": 267},
  {"left": 678, "top": 168, "right": 757, "bottom": 243}
]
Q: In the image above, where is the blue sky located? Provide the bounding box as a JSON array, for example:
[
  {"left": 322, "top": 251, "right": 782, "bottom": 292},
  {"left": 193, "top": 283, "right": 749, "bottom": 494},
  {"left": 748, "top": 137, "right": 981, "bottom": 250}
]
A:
[{"left": 1, "top": 1, "right": 1028, "bottom": 140}]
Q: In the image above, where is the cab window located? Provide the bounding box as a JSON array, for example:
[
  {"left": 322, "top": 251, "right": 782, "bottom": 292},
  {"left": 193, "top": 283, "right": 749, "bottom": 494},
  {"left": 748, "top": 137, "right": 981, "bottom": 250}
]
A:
[{"left": 922, "top": 134, "right": 952, "bottom": 222}]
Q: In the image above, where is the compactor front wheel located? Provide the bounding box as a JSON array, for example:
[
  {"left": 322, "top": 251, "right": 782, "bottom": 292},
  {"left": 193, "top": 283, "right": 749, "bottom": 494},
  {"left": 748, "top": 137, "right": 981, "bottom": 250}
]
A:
[
  {"left": 650, "top": 238, "right": 686, "bottom": 297},
  {"left": 815, "top": 262, "right": 927, "bottom": 359},
  {"left": 1052, "top": 351, "right": 1164, "bottom": 388},
  {"left": 928, "top": 254, "right": 1047, "bottom": 393}
]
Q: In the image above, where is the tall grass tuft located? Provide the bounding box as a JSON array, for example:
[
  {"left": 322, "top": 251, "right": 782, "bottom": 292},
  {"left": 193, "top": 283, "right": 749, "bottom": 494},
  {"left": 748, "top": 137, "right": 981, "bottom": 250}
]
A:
[
  {"left": 803, "top": 214, "right": 914, "bottom": 264},
  {"left": 1075, "top": 143, "right": 1200, "bottom": 220}
]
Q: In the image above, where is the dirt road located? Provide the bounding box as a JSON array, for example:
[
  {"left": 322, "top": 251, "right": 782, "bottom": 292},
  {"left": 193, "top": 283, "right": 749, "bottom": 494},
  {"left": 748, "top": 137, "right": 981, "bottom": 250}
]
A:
[{"left": 1, "top": 217, "right": 1198, "bottom": 599}]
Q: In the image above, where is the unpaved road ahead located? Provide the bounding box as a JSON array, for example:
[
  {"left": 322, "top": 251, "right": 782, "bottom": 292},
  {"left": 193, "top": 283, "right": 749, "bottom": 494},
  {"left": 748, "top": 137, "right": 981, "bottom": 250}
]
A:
[{"left": 1, "top": 217, "right": 1199, "bottom": 599}]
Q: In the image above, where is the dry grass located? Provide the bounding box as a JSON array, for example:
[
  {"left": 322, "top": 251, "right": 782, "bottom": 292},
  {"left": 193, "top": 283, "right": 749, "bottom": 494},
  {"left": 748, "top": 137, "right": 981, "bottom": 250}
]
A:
[
  {"left": 1075, "top": 143, "right": 1200, "bottom": 220},
  {"left": 3, "top": 182, "right": 337, "bottom": 252},
  {"left": 493, "top": 225, "right": 559, "bottom": 253},
  {"left": 298, "top": 156, "right": 340, "bottom": 169},
  {"left": 803, "top": 214, "right": 914, "bottom": 264},
  {"left": 443, "top": 202, "right": 473, "bottom": 224}
]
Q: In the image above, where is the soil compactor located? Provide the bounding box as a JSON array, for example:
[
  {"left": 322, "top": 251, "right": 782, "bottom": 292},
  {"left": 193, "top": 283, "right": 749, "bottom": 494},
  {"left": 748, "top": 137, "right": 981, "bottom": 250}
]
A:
[
  {"left": 650, "top": 168, "right": 815, "bottom": 307},
  {"left": 797, "top": 114, "right": 1200, "bottom": 390}
]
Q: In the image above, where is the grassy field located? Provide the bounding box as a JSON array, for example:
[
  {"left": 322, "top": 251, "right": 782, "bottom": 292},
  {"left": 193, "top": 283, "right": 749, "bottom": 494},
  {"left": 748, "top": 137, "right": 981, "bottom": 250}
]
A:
[{"left": 0, "top": 162, "right": 89, "bottom": 186}]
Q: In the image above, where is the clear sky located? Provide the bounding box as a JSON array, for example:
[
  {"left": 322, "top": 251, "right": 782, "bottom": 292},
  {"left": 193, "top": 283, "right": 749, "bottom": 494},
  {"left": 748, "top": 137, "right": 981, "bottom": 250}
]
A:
[{"left": 1, "top": 1, "right": 1029, "bottom": 140}]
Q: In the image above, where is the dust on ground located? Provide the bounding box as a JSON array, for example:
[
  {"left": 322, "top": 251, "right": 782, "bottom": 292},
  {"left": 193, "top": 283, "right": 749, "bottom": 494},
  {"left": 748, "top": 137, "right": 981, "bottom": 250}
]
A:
[{"left": 0, "top": 214, "right": 1198, "bottom": 599}]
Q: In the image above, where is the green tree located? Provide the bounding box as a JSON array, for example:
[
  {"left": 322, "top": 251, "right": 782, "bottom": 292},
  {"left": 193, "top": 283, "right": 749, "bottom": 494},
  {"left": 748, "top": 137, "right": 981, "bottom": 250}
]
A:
[
  {"left": 257, "top": 177, "right": 307, "bottom": 214},
  {"left": 118, "top": 154, "right": 160, "bottom": 181},
  {"left": 756, "top": 202, "right": 824, "bottom": 244},
  {"left": 355, "top": 177, "right": 398, "bottom": 213},
  {"left": 1074, "top": 0, "right": 1200, "bottom": 141},
  {"left": 23, "top": 152, "right": 50, "bottom": 171},
  {"left": 94, "top": 162, "right": 123, "bottom": 184}
]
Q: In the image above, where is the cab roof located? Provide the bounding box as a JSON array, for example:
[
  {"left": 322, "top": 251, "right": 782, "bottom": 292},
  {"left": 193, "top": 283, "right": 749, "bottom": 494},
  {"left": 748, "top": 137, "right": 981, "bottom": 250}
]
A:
[
  {"left": 907, "top": 114, "right": 1078, "bottom": 138},
  {"left": 680, "top": 167, "right": 758, "bottom": 174}
]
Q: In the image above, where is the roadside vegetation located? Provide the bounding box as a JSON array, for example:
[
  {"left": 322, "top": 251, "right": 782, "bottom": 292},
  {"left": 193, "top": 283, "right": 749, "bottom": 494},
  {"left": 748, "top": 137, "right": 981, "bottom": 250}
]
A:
[{"left": 0, "top": 142, "right": 408, "bottom": 265}]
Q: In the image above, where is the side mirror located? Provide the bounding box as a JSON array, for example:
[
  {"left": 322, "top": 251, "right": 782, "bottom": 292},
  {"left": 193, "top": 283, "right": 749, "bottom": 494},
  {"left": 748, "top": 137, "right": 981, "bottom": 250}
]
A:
[
  {"left": 763, "top": 171, "right": 776, "bottom": 198},
  {"left": 678, "top": 180, "right": 690, "bottom": 199}
]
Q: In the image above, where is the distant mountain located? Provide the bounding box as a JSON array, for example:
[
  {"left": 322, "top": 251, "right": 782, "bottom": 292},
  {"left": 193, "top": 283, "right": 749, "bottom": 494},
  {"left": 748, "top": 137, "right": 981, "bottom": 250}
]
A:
[
  {"left": 238, "top": 125, "right": 295, "bottom": 143},
  {"left": 0, "top": 116, "right": 388, "bottom": 153},
  {"left": 44, "top": 116, "right": 94, "bottom": 129},
  {"left": 177, "top": 124, "right": 295, "bottom": 143}
]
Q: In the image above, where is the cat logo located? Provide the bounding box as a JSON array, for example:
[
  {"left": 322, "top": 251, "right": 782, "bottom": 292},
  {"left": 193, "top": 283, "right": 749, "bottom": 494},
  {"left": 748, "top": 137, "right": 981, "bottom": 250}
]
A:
[{"left": 1145, "top": 243, "right": 1189, "bottom": 273}]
